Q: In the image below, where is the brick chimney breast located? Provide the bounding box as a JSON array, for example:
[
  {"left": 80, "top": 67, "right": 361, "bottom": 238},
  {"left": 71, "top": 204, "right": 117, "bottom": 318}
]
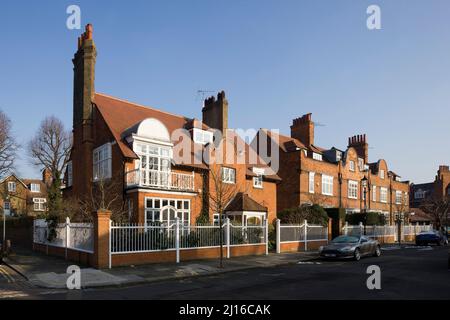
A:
[
  {"left": 348, "top": 134, "right": 368, "bottom": 163},
  {"left": 290, "top": 113, "right": 314, "bottom": 147},
  {"left": 202, "top": 91, "right": 228, "bottom": 133}
]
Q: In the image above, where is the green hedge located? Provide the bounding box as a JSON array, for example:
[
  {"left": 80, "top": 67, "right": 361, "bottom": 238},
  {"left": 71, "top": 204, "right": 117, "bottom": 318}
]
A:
[
  {"left": 325, "top": 208, "right": 346, "bottom": 222},
  {"left": 346, "top": 212, "right": 386, "bottom": 226}
]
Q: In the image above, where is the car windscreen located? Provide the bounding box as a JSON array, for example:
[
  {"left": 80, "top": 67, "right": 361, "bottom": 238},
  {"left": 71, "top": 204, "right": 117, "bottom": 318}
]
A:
[{"left": 331, "top": 236, "right": 359, "bottom": 244}]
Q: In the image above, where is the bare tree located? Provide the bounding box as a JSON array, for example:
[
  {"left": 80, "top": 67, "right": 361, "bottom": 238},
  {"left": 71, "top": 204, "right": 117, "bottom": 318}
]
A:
[
  {"left": 421, "top": 196, "right": 450, "bottom": 230},
  {"left": 28, "top": 116, "right": 72, "bottom": 182},
  {"left": 208, "top": 165, "right": 241, "bottom": 268},
  {"left": 28, "top": 116, "right": 72, "bottom": 220},
  {"left": 0, "top": 110, "right": 17, "bottom": 177},
  {"left": 78, "top": 175, "right": 128, "bottom": 223}
]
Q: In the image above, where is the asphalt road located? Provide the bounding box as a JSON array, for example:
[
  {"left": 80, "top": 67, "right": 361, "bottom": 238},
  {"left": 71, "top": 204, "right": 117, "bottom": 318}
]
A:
[{"left": 1, "top": 245, "right": 449, "bottom": 300}]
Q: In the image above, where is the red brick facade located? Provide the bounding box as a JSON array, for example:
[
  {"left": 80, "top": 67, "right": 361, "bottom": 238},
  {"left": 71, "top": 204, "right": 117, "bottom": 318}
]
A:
[
  {"left": 63, "top": 25, "right": 279, "bottom": 227},
  {"left": 256, "top": 114, "right": 410, "bottom": 225}
]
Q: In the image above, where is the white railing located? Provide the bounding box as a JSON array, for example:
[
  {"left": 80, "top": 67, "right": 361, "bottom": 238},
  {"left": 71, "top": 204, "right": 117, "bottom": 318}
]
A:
[
  {"left": 342, "top": 222, "right": 433, "bottom": 239},
  {"left": 403, "top": 224, "right": 432, "bottom": 235},
  {"left": 33, "top": 217, "right": 94, "bottom": 254},
  {"left": 109, "top": 218, "right": 268, "bottom": 268},
  {"left": 276, "top": 219, "right": 329, "bottom": 253},
  {"left": 125, "top": 169, "right": 195, "bottom": 191}
]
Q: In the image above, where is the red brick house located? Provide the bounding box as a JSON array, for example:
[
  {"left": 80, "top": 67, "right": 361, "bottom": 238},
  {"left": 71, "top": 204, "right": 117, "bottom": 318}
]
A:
[
  {"left": 410, "top": 165, "right": 450, "bottom": 207},
  {"left": 0, "top": 170, "right": 50, "bottom": 217},
  {"left": 63, "top": 25, "right": 279, "bottom": 226},
  {"left": 255, "top": 113, "right": 410, "bottom": 225}
]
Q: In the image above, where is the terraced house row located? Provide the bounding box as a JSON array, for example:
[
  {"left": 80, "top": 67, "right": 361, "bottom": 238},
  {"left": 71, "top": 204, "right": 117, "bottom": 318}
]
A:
[
  {"left": 255, "top": 115, "right": 410, "bottom": 225},
  {"left": 63, "top": 25, "right": 409, "bottom": 227}
]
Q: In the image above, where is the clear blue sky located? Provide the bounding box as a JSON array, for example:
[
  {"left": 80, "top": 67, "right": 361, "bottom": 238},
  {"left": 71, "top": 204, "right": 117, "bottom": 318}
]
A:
[{"left": 1, "top": 0, "right": 449, "bottom": 183}]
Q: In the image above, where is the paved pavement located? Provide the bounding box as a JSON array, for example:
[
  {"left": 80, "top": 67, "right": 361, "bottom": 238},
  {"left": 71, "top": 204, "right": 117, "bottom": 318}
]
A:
[
  {"left": 1, "top": 245, "right": 449, "bottom": 300},
  {"left": 1, "top": 247, "right": 318, "bottom": 290}
]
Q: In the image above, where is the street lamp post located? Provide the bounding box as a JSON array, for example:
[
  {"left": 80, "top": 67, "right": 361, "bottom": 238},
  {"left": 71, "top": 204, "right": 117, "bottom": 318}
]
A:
[
  {"left": 2, "top": 195, "right": 9, "bottom": 258},
  {"left": 361, "top": 176, "right": 368, "bottom": 235},
  {"left": 395, "top": 212, "right": 404, "bottom": 247}
]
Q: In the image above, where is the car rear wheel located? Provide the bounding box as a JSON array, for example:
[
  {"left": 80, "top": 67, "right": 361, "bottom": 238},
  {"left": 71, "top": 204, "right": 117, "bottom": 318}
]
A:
[
  {"left": 373, "top": 246, "right": 381, "bottom": 257},
  {"left": 354, "top": 248, "right": 361, "bottom": 261}
]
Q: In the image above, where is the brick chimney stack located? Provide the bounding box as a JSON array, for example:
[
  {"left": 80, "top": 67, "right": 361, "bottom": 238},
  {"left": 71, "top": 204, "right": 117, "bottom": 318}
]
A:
[
  {"left": 42, "top": 168, "right": 53, "bottom": 186},
  {"left": 348, "top": 134, "right": 369, "bottom": 163},
  {"left": 435, "top": 165, "right": 450, "bottom": 200},
  {"left": 202, "top": 91, "right": 229, "bottom": 133},
  {"left": 72, "top": 24, "right": 96, "bottom": 198},
  {"left": 290, "top": 113, "right": 314, "bottom": 147}
]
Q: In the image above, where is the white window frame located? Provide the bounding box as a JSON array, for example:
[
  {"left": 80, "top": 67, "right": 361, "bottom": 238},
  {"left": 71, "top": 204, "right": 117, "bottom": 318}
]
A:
[
  {"left": 93, "top": 143, "right": 112, "bottom": 181},
  {"left": 348, "top": 180, "right": 358, "bottom": 199},
  {"left": 395, "top": 191, "right": 403, "bottom": 205},
  {"left": 253, "top": 175, "right": 263, "bottom": 189},
  {"left": 414, "top": 189, "right": 425, "bottom": 199},
  {"left": 33, "top": 198, "right": 46, "bottom": 211},
  {"left": 380, "top": 187, "right": 388, "bottom": 203},
  {"left": 67, "top": 161, "right": 73, "bottom": 187},
  {"left": 358, "top": 158, "right": 364, "bottom": 171},
  {"left": 135, "top": 142, "right": 172, "bottom": 186},
  {"left": 7, "top": 182, "right": 16, "bottom": 193},
  {"left": 313, "top": 153, "right": 323, "bottom": 161},
  {"left": 321, "top": 175, "right": 333, "bottom": 196},
  {"left": 222, "top": 167, "right": 236, "bottom": 184},
  {"left": 380, "top": 170, "right": 385, "bottom": 179},
  {"left": 349, "top": 161, "right": 355, "bottom": 172},
  {"left": 193, "top": 128, "right": 213, "bottom": 145},
  {"left": 30, "top": 183, "right": 40, "bottom": 193},
  {"left": 372, "top": 186, "right": 377, "bottom": 202},
  {"left": 309, "top": 172, "right": 315, "bottom": 194},
  {"left": 145, "top": 197, "right": 190, "bottom": 226}
]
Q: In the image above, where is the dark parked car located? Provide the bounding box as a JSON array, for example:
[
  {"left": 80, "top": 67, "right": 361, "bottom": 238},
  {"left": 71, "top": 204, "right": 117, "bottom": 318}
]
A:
[
  {"left": 319, "top": 235, "right": 381, "bottom": 261},
  {"left": 415, "top": 231, "right": 448, "bottom": 246}
]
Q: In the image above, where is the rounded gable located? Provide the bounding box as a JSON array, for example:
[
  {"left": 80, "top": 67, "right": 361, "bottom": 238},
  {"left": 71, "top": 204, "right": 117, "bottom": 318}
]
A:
[{"left": 123, "top": 118, "right": 171, "bottom": 142}]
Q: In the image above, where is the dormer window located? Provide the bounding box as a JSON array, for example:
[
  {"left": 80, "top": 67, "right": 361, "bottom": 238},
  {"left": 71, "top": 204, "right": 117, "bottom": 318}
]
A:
[
  {"left": 30, "top": 183, "right": 40, "bottom": 193},
  {"left": 193, "top": 128, "right": 213, "bottom": 145},
  {"left": 313, "top": 153, "right": 322, "bottom": 161},
  {"left": 414, "top": 189, "right": 426, "bottom": 199}
]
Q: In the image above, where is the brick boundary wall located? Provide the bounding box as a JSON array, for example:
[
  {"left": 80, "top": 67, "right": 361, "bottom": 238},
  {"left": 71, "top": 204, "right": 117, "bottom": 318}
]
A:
[
  {"left": 111, "top": 245, "right": 266, "bottom": 267},
  {"left": 367, "top": 236, "right": 395, "bottom": 244},
  {"left": 32, "top": 242, "right": 94, "bottom": 266},
  {"left": 279, "top": 240, "right": 328, "bottom": 253}
]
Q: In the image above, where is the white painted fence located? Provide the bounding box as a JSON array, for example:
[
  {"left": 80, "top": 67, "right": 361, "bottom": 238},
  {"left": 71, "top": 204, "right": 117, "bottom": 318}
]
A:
[
  {"left": 276, "top": 219, "right": 329, "bottom": 253},
  {"left": 33, "top": 218, "right": 94, "bottom": 254},
  {"left": 342, "top": 222, "right": 433, "bottom": 240},
  {"left": 109, "top": 218, "right": 268, "bottom": 268}
]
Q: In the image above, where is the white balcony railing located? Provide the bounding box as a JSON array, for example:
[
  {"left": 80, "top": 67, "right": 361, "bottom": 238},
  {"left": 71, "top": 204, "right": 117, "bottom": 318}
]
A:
[{"left": 125, "top": 169, "right": 195, "bottom": 191}]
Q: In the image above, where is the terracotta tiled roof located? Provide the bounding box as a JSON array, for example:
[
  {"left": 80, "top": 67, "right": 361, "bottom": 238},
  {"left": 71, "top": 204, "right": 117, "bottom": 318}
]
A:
[
  {"left": 93, "top": 93, "right": 281, "bottom": 179},
  {"left": 263, "top": 129, "right": 326, "bottom": 154},
  {"left": 94, "top": 93, "right": 192, "bottom": 159},
  {"left": 225, "top": 193, "right": 267, "bottom": 212}
]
